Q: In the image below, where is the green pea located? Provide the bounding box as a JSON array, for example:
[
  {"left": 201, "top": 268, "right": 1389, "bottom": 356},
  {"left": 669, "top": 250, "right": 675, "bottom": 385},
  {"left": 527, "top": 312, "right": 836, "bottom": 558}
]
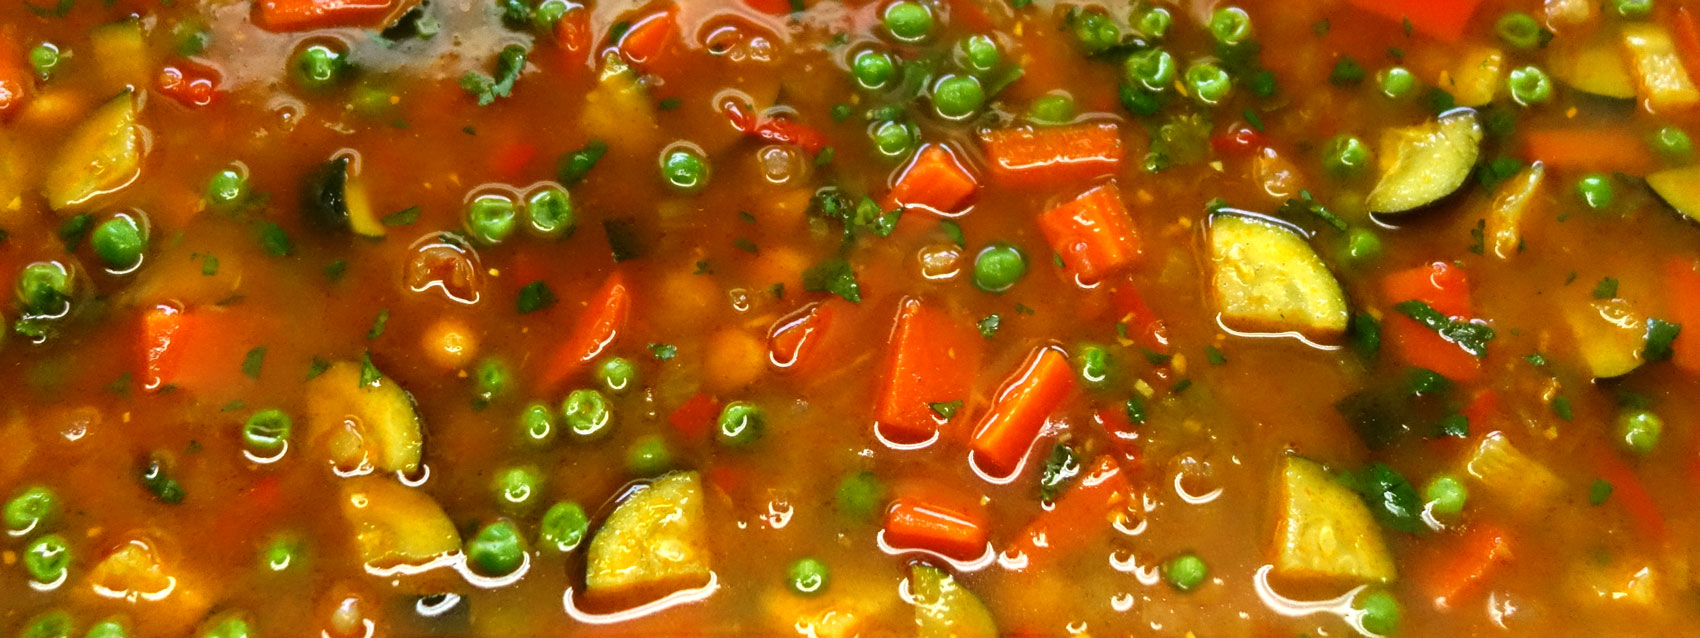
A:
[
  {"left": 1124, "top": 48, "right": 1176, "bottom": 93},
  {"left": 241, "top": 408, "right": 292, "bottom": 457},
  {"left": 931, "top": 74, "right": 985, "bottom": 119},
  {"left": 291, "top": 42, "right": 348, "bottom": 91},
  {"left": 1341, "top": 227, "right": 1384, "bottom": 265},
  {"left": 1611, "top": 0, "right": 1654, "bottom": 19},
  {"left": 1028, "top": 93, "right": 1076, "bottom": 125},
  {"left": 1495, "top": 12, "right": 1544, "bottom": 49},
  {"left": 595, "top": 357, "right": 637, "bottom": 393},
  {"left": 1162, "top": 552, "right": 1208, "bottom": 592},
  {"left": 17, "top": 261, "right": 73, "bottom": 317},
  {"left": 1379, "top": 66, "right": 1416, "bottom": 99},
  {"left": 91, "top": 214, "right": 147, "bottom": 271},
  {"left": 261, "top": 534, "right": 303, "bottom": 572},
  {"left": 1356, "top": 590, "right": 1401, "bottom": 636},
  {"left": 24, "top": 533, "right": 71, "bottom": 583},
  {"left": 4, "top": 485, "right": 58, "bottom": 534},
  {"left": 957, "top": 35, "right": 1000, "bottom": 75},
  {"left": 1507, "top": 65, "right": 1552, "bottom": 106},
  {"left": 19, "top": 611, "right": 72, "bottom": 638},
  {"left": 562, "top": 388, "right": 612, "bottom": 440},
  {"left": 871, "top": 120, "right": 918, "bottom": 157},
  {"left": 1616, "top": 409, "right": 1663, "bottom": 455},
  {"left": 29, "top": 43, "right": 60, "bottom": 81},
  {"left": 466, "top": 519, "right": 527, "bottom": 576},
  {"left": 538, "top": 501, "right": 590, "bottom": 552},
  {"left": 200, "top": 615, "right": 252, "bottom": 638},
  {"left": 716, "top": 401, "right": 766, "bottom": 447},
  {"left": 205, "top": 168, "right": 251, "bottom": 211},
  {"left": 492, "top": 465, "right": 542, "bottom": 513},
  {"left": 787, "top": 557, "right": 830, "bottom": 595},
  {"left": 464, "top": 194, "right": 518, "bottom": 245},
  {"left": 882, "top": 1, "right": 933, "bottom": 42},
  {"left": 851, "top": 49, "right": 896, "bottom": 90},
  {"left": 836, "top": 472, "right": 885, "bottom": 520},
  {"left": 532, "top": 0, "right": 570, "bottom": 29},
  {"left": 1073, "top": 344, "right": 1113, "bottom": 390},
  {"left": 518, "top": 401, "right": 558, "bottom": 447},
  {"left": 1209, "top": 7, "right": 1253, "bottom": 45},
  {"left": 625, "top": 435, "right": 672, "bottom": 477},
  {"left": 1323, "top": 135, "right": 1372, "bottom": 178},
  {"left": 1652, "top": 125, "right": 1694, "bottom": 159},
  {"left": 473, "top": 357, "right": 512, "bottom": 407},
  {"left": 660, "top": 146, "right": 710, "bottom": 194},
  {"left": 525, "top": 186, "right": 575, "bottom": 238},
  {"left": 1576, "top": 173, "right": 1615, "bottom": 210},
  {"left": 1134, "top": 6, "right": 1172, "bottom": 40},
  {"left": 1071, "top": 9, "right": 1119, "bottom": 54},
  {"left": 85, "top": 618, "right": 130, "bottom": 638},
  {"left": 973, "top": 243, "right": 1027, "bottom": 293},
  {"left": 1423, "top": 474, "right": 1468, "bottom": 516},
  {"left": 1184, "top": 61, "right": 1232, "bottom": 106}
]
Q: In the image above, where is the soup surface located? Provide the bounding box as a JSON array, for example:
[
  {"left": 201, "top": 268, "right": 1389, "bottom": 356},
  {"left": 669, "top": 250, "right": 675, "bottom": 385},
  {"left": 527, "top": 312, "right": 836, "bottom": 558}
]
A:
[{"left": 5, "top": 0, "right": 1700, "bottom": 636}]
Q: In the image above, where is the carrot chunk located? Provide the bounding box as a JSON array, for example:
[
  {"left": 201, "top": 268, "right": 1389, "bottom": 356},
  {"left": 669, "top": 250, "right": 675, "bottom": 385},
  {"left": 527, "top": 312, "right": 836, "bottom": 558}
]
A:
[
  {"left": 1012, "top": 455, "right": 1133, "bottom": 565},
  {"left": 1383, "top": 261, "right": 1472, "bottom": 317},
  {"left": 253, "top": 0, "right": 395, "bottom": 31},
  {"left": 1521, "top": 128, "right": 1657, "bottom": 176},
  {"left": 536, "top": 272, "right": 632, "bottom": 393},
  {"left": 978, "top": 122, "right": 1123, "bottom": 187},
  {"left": 874, "top": 298, "right": 982, "bottom": 444},
  {"left": 883, "top": 498, "right": 988, "bottom": 561},
  {"left": 883, "top": 144, "right": 979, "bottom": 214},
  {"left": 970, "top": 347, "right": 1076, "bottom": 478},
  {"left": 767, "top": 300, "right": 841, "bottom": 376},
  {"left": 1037, "top": 183, "right": 1141, "bottom": 285},
  {"left": 1346, "top": 0, "right": 1484, "bottom": 43},
  {"left": 667, "top": 392, "right": 721, "bottom": 440},
  {"left": 140, "top": 305, "right": 250, "bottom": 394},
  {"left": 1666, "top": 258, "right": 1700, "bottom": 375},
  {"left": 1414, "top": 526, "right": 1510, "bottom": 610}
]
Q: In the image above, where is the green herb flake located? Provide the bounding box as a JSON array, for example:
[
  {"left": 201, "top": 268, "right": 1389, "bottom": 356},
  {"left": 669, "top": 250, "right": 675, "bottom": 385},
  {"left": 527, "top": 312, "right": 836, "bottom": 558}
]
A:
[
  {"left": 359, "top": 350, "right": 382, "bottom": 387},
  {"left": 200, "top": 254, "right": 219, "bottom": 276},
  {"left": 558, "top": 140, "right": 609, "bottom": 185},
  {"left": 258, "top": 222, "right": 294, "bottom": 257},
  {"left": 1592, "top": 277, "right": 1619, "bottom": 300},
  {"left": 366, "top": 308, "right": 390, "bottom": 339},
  {"left": 977, "top": 314, "right": 1001, "bottom": 338},
  {"left": 802, "top": 257, "right": 862, "bottom": 303},
  {"left": 941, "top": 220, "right": 965, "bottom": 247},
  {"left": 1551, "top": 395, "right": 1573, "bottom": 421},
  {"left": 649, "top": 343, "right": 677, "bottom": 361},
  {"left": 1205, "top": 346, "right": 1227, "bottom": 365},
  {"left": 306, "top": 356, "right": 331, "bottom": 380},
  {"left": 1125, "top": 395, "right": 1147, "bottom": 424},
  {"left": 241, "top": 346, "right": 267, "bottom": 379},
  {"left": 1338, "top": 463, "right": 1424, "bottom": 534},
  {"left": 517, "top": 281, "right": 558, "bottom": 314},
  {"left": 1589, "top": 479, "right": 1614, "bottom": 505},
  {"left": 928, "top": 400, "right": 963, "bottom": 420},
  {"left": 1393, "top": 300, "right": 1494, "bottom": 357},
  {"left": 461, "top": 44, "right": 529, "bottom": 106},
  {"left": 323, "top": 260, "right": 348, "bottom": 281},
  {"left": 1037, "top": 443, "right": 1082, "bottom": 503},
  {"left": 1644, "top": 318, "right": 1682, "bottom": 362},
  {"left": 381, "top": 206, "right": 422, "bottom": 227}
]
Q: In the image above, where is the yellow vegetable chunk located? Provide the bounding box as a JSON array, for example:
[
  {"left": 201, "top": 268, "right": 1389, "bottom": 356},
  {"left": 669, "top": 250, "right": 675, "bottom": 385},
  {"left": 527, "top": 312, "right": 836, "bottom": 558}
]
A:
[
  {"left": 1366, "top": 110, "right": 1483, "bottom": 214},
  {"left": 586, "top": 472, "right": 712, "bottom": 600},
  {"left": 911, "top": 564, "right": 998, "bottom": 638},
  {"left": 1483, "top": 162, "right": 1546, "bottom": 260},
  {"left": 1443, "top": 46, "right": 1505, "bottom": 107},
  {"left": 89, "top": 19, "right": 151, "bottom": 89},
  {"left": 1622, "top": 23, "right": 1700, "bottom": 112},
  {"left": 1647, "top": 165, "right": 1700, "bottom": 222},
  {"left": 1553, "top": 38, "right": 1637, "bottom": 100},
  {"left": 339, "top": 476, "right": 462, "bottom": 570},
  {"left": 305, "top": 361, "right": 424, "bottom": 474},
  {"left": 43, "top": 90, "right": 142, "bottom": 212},
  {"left": 581, "top": 53, "right": 658, "bottom": 157},
  {"left": 1464, "top": 432, "right": 1564, "bottom": 517},
  {"left": 1270, "top": 457, "right": 1396, "bottom": 584},
  {"left": 86, "top": 536, "right": 211, "bottom": 634},
  {"left": 1565, "top": 298, "right": 1647, "bottom": 379},
  {"left": 1209, "top": 212, "right": 1349, "bottom": 340}
]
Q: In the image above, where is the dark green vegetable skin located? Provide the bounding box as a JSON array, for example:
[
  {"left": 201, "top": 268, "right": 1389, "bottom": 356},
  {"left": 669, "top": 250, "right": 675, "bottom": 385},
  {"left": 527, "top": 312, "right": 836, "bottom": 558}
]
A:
[{"left": 303, "top": 157, "right": 355, "bottom": 232}]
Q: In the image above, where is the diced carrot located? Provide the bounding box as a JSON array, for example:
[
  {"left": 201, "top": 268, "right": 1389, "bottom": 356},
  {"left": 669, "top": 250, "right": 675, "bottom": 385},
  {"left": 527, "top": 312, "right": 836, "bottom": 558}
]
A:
[
  {"left": 883, "top": 498, "right": 989, "bottom": 561},
  {"left": 1415, "top": 526, "right": 1511, "bottom": 610},
  {"left": 489, "top": 140, "right": 539, "bottom": 182},
  {"left": 1460, "top": 389, "right": 1500, "bottom": 430},
  {"left": 618, "top": 6, "right": 681, "bottom": 78},
  {"left": 1209, "top": 125, "right": 1267, "bottom": 158},
  {"left": 253, "top": 0, "right": 395, "bottom": 31},
  {"left": 1665, "top": 258, "right": 1700, "bottom": 375},
  {"left": 874, "top": 298, "right": 982, "bottom": 444},
  {"left": 970, "top": 347, "right": 1076, "bottom": 478},
  {"left": 156, "top": 63, "right": 222, "bottom": 108},
  {"left": 742, "top": 0, "right": 794, "bottom": 15},
  {"left": 1385, "top": 315, "right": 1483, "bottom": 382},
  {"left": 1012, "top": 456, "right": 1133, "bottom": 565},
  {"left": 1346, "top": 0, "right": 1484, "bottom": 43},
  {"left": 0, "top": 37, "right": 31, "bottom": 120},
  {"left": 723, "top": 98, "right": 830, "bottom": 154},
  {"left": 1109, "top": 279, "right": 1171, "bottom": 354},
  {"left": 1673, "top": 7, "right": 1700, "bottom": 73},
  {"left": 667, "top": 392, "right": 721, "bottom": 440},
  {"left": 1037, "top": 183, "right": 1141, "bottom": 285},
  {"left": 1383, "top": 261, "right": 1473, "bottom": 317},
  {"left": 1591, "top": 446, "right": 1668, "bottom": 543},
  {"left": 536, "top": 272, "right": 632, "bottom": 393},
  {"left": 1521, "top": 128, "right": 1657, "bottom": 176},
  {"left": 944, "top": 0, "right": 997, "bottom": 33},
  {"left": 978, "top": 122, "right": 1123, "bottom": 187},
  {"left": 767, "top": 299, "right": 840, "bottom": 376},
  {"left": 140, "top": 305, "right": 250, "bottom": 394},
  {"left": 883, "top": 144, "right": 979, "bottom": 214},
  {"left": 1091, "top": 405, "right": 1144, "bottom": 470},
  {"left": 555, "top": 6, "right": 594, "bottom": 72}
]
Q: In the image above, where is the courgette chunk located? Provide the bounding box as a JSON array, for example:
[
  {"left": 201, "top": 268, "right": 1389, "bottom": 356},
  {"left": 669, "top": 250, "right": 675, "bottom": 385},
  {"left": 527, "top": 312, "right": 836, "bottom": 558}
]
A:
[
  {"left": 1622, "top": 23, "right": 1700, "bottom": 112},
  {"left": 305, "top": 361, "right": 423, "bottom": 473},
  {"left": 1464, "top": 432, "right": 1564, "bottom": 517},
  {"left": 1564, "top": 298, "right": 1647, "bottom": 379},
  {"left": 1271, "top": 457, "right": 1396, "bottom": 584},
  {"left": 1552, "top": 39, "right": 1637, "bottom": 100},
  {"left": 86, "top": 536, "right": 211, "bottom": 632},
  {"left": 581, "top": 53, "right": 658, "bottom": 157},
  {"left": 1209, "top": 212, "right": 1350, "bottom": 340},
  {"left": 303, "top": 156, "right": 385, "bottom": 237},
  {"left": 1482, "top": 162, "right": 1546, "bottom": 259},
  {"left": 1443, "top": 46, "right": 1505, "bottom": 107},
  {"left": 1365, "top": 110, "right": 1483, "bottom": 214},
  {"left": 339, "top": 476, "right": 462, "bottom": 570},
  {"left": 585, "top": 472, "right": 712, "bottom": 601},
  {"left": 910, "top": 564, "right": 998, "bottom": 638},
  {"left": 43, "top": 90, "right": 142, "bottom": 212},
  {"left": 1646, "top": 165, "right": 1700, "bottom": 222}
]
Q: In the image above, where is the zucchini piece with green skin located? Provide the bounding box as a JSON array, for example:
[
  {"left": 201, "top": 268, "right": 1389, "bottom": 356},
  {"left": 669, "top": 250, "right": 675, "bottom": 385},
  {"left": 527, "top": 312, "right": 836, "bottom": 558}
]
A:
[
  {"left": 1365, "top": 109, "right": 1484, "bottom": 214},
  {"left": 305, "top": 361, "right": 423, "bottom": 473},
  {"left": 1646, "top": 165, "right": 1700, "bottom": 222},
  {"left": 1551, "top": 38, "right": 1637, "bottom": 100},
  {"left": 303, "top": 156, "right": 385, "bottom": 238},
  {"left": 911, "top": 564, "right": 998, "bottom": 638},
  {"left": 43, "top": 90, "right": 142, "bottom": 212},
  {"left": 339, "top": 476, "right": 461, "bottom": 570},
  {"left": 1271, "top": 457, "right": 1396, "bottom": 583},
  {"left": 1564, "top": 298, "right": 1646, "bottom": 379},
  {"left": 586, "top": 472, "right": 711, "bottom": 601},
  {"left": 1209, "top": 211, "right": 1350, "bottom": 340}
]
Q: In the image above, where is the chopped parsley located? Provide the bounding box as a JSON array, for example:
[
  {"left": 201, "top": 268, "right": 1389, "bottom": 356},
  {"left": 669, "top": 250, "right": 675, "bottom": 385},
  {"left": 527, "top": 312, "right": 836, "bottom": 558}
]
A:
[
  {"left": 649, "top": 343, "right": 677, "bottom": 361},
  {"left": 1393, "top": 300, "right": 1494, "bottom": 357},
  {"left": 517, "top": 281, "right": 557, "bottom": 314},
  {"left": 366, "top": 308, "right": 390, "bottom": 339},
  {"left": 802, "top": 258, "right": 862, "bottom": 303},
  {"left": 461, "top": 44, "right": 528, "bottom": 106},
  {"left": 241, "top": 346, "right": 267, "bottom": 379}
]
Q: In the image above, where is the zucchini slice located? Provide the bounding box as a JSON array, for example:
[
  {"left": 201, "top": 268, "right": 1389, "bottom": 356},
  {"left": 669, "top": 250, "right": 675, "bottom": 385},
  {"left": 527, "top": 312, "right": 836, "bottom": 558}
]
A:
[
  {"left": 1564, "top": 298, "right": 1647, "bottom": 379},
  {"left": 911, "top": 564, "right": 998, "bottom": 638},
  {"left": 1552, "top": 38, "right": 1637, "bottom": 100},
  {"left": 1208, "top": 211, "right": 1350, "bottom": 340},
  {"left": 1271, "top": 457, "right": 1396, "bottom": 583},
  {"left": 1464, "top": 432, "right": 1564, "bottom": 517},
  {"left": 43, "top": 90, "right": 142, "bottom": 212},
  {"left": 1365, "top": 110, "right": 1483, "bottom": 215},
  {"left": 586, "top": 472, "right": 712, "bottom": 601},
  {"left": 1646, "top": 165, "right": 1700, "bottom": 222},
  {"left": 339, "top": 476, "right": 462, "bottom": 570},
  {"left": 303, "top": 156, "right": 385, "bottom": 238},
  {"left": 305, "top": 360, "right": 423, "bottom": 473}
]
